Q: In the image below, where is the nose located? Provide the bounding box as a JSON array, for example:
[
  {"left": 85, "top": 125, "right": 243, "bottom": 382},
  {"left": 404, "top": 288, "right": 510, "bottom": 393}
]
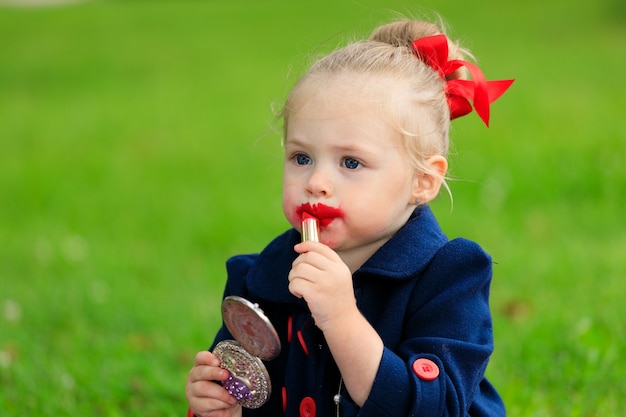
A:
[{"left": 305, "top": 165, "right": 333, "bottom": 197}]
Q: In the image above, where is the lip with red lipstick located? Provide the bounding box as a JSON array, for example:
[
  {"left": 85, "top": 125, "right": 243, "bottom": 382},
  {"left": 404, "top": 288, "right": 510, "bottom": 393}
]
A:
[{"left": 296, "top": 203, "right": 344, "bottom": 227}]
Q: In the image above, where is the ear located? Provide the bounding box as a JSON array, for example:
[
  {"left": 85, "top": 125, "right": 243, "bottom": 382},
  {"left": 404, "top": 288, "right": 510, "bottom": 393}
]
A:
[{"left": 411, "top": 155, "right": 448, "bottom": 204}]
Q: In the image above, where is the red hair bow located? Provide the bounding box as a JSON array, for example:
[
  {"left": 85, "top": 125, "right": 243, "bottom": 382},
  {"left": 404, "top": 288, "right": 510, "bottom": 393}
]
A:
[{"left": 411, "top": 34, "right": 514, "bottom": 127}]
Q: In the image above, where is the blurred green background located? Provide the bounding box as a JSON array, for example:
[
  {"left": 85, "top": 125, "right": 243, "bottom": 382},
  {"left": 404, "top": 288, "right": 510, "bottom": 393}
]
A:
[{"left": 1, "top": 0, "right": 624, "bottom": 415}]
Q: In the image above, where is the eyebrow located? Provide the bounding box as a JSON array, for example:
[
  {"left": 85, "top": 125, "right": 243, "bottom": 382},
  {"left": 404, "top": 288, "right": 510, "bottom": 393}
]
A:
[{"left": 283, "top": 137, "right": 306, "bottom": 147}]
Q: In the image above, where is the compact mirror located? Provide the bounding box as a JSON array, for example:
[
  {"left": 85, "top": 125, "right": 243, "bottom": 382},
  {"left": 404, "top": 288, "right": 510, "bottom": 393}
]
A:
[{"left": 212, "top": 296, "right": 281, "bottom": 409}]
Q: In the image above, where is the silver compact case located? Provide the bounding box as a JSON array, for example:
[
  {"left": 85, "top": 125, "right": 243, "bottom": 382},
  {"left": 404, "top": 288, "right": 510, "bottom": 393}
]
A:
[{"left": 212, "top": 296, "right": 281, "bottom": 409}]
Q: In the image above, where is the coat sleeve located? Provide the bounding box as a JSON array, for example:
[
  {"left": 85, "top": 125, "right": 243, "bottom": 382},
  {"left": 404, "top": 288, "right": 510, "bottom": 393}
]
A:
[{"left": 358, "top": 238, "right": 502, "bottom": 417}]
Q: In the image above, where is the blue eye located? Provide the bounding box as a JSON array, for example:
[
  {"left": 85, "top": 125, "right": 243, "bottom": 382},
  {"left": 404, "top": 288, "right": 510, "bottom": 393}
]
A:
[
  {"left": 343, "top": 158, "right": 360, "bottom": 169},
  {"left": 294, "top": 153, "right": 312, "bottom": 166}
]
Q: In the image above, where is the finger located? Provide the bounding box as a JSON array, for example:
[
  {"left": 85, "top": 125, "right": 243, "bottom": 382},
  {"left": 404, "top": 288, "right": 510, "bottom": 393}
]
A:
[
  {"left": 189, "top": 401, "right": 237, "bottom": 417},
  {"left": 294, "top": 240, "right": 327, "bottom": 254},
  {"left": 194, "top": 350, "right": 220, "bottom": 367},
  {"left": 294, "top": 241, "right": 341, "bottom": 260},
  {"left": 288, "top": 276, "right": 309, "bottom": 299},
  {"left": 186, "top": 379, "right": 239, "bottom": 409},
  {"left": 292, "top": 251, "right": 334, "bottom": 274},
  {"left": 189, "top": 364, "right": 230, "bottom": 383},
  {"left": 288, "top": 261, "right": 324, "bottom": 286}
]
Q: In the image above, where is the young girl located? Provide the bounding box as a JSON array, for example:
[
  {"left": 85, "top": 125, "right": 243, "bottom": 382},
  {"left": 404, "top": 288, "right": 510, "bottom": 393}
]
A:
[{"left": 186, "top": 18, "right": 513, "bottom": 417}]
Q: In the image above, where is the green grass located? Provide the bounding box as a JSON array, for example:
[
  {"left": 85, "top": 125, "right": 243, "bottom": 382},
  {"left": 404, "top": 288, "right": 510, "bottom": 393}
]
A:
[{"left": 1, "top": 0, "right": 624, "bottom": 415}]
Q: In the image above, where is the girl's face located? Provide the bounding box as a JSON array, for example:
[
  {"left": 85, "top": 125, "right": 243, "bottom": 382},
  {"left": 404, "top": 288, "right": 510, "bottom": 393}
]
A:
[{"left": 282, "top": 83, "right": 420, "bottom": 268}]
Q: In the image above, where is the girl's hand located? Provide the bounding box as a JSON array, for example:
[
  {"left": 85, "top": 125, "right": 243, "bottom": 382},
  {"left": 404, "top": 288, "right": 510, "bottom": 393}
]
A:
[
  {"left": 185, "top": 351, "right": 242, "bottom": 417},
  {"left": 288, "top": 240, "right": 357, "bottom": 331}
]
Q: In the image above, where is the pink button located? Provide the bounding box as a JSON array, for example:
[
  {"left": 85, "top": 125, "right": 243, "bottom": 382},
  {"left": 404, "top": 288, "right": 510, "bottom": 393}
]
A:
[
  {"left": 412, "top": 358, "right": 439, "bottom": 381},
  {"left": 299, "top": 396, "right": 316, "bottom": 417}
]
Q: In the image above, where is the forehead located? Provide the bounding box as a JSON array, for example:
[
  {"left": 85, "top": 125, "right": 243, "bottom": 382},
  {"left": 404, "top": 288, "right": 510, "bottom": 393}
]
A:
[
  {"left": 285, "top": 83, "right": 403, "bottom": 154},
  {"left": 294, "top": 72, "right": 397, "bottom": 112},
  {"left": 288, "top": 77, "right": 397, "bottom": 139}
]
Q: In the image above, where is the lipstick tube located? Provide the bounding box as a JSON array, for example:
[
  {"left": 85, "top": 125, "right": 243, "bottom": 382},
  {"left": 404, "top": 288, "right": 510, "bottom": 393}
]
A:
[{"left": 301, "top": 215, "right": 319, "bottom": 243}]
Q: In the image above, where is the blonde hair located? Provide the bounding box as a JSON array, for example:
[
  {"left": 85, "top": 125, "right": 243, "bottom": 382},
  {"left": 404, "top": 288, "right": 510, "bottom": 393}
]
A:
[{"left": 281, "top": 19, "right": 471, "bottom": 186}]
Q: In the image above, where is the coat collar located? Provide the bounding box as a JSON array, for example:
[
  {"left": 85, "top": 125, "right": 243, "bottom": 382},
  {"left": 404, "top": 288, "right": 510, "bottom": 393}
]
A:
[
  {"left": 355, "top": 205, "right": 448, "bottom": 280},
  {"left": 245, "top": 205, "right": 448, "bottom": 304}
]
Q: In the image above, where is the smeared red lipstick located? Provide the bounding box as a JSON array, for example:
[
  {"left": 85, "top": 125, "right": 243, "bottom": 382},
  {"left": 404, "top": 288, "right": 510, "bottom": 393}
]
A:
[{"left": 296, "top": 203, "right": 343, "bottom": 227}]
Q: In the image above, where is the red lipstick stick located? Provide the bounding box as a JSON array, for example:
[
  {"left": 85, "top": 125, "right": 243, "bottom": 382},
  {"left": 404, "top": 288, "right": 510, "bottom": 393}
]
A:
[{"left": 301, "top": 212, "right": 319, "bottom": 243}]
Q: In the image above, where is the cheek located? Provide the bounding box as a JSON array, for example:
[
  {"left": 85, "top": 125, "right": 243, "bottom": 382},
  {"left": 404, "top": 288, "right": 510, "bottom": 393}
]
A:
[{"left": 281, "top": 183, "right": 300, "bottom": 228}]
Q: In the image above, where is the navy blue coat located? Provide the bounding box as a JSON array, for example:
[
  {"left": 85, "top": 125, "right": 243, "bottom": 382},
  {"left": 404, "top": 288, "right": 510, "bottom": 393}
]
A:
[{"left": 211, "top": 206, "right": 505, "bottom": 416}]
